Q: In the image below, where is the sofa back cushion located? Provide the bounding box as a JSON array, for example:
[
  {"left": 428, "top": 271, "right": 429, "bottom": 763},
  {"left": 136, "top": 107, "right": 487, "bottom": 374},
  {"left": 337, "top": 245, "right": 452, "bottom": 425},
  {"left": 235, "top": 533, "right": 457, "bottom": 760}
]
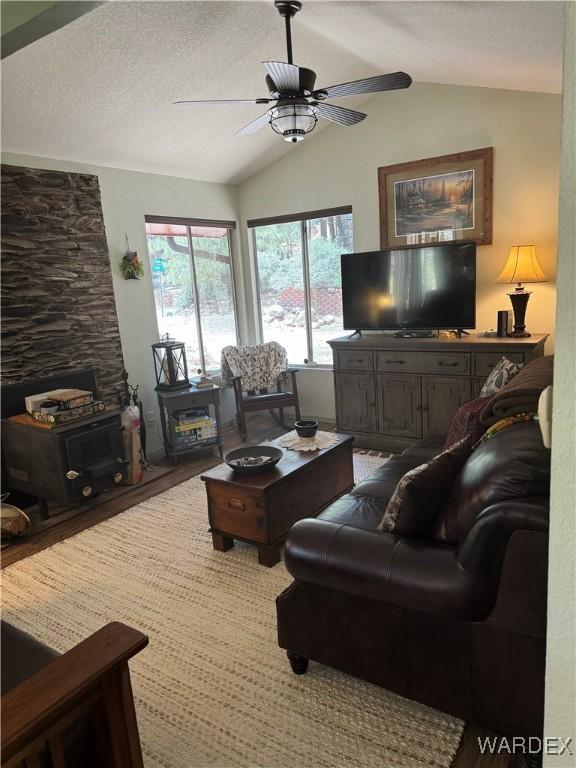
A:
[{"left": 432, "top": 422, "right": 551, "bottom": 544}]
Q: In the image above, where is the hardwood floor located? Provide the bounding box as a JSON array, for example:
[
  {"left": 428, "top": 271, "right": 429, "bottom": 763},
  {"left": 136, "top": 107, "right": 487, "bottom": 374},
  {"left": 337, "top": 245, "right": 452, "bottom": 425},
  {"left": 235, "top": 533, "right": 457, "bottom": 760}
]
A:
[{"left": 1, "top": 413, "right": 295, "bottom": 568}]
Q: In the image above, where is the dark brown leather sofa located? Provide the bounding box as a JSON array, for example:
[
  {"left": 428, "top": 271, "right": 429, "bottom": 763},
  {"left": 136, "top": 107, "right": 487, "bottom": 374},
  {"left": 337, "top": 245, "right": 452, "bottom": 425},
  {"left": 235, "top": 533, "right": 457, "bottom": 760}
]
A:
[{"left": 277, "top": 422, "right": 550, "bottom": 738}]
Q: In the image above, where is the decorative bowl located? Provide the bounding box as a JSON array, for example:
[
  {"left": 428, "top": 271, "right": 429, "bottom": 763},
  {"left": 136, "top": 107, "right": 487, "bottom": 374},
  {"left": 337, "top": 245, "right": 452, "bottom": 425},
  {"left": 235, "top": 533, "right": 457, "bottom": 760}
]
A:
[
  {"left": 224, "top": 446, "right": 283, "bottom": 475},
  {"left": 294, "top": 420, "right": 319, "bottom": 438}
]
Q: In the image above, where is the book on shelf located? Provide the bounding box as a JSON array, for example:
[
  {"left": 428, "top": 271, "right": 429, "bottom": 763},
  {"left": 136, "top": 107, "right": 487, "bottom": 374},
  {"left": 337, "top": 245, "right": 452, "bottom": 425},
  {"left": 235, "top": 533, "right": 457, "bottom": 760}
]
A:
[
  {"left": 31, "top": 401, "right": 105, "bottom": 425},
  {"left": 176, "top": 407, "right": 208, "bottom": 422},
  {"left": 190, "top": 375, "right": 216, "bottom": 389},
  {"left": 25, "top": 388, "right": 94, "bottom": 413},
  {"left": 175, "top": 417, "right": 213, "bottom": 433},
  {"left": 175, "top": 418, "right": 217, "bottom": 442},
  {"left": 47, "top": 388, "right": 94, "bottom": 410}
]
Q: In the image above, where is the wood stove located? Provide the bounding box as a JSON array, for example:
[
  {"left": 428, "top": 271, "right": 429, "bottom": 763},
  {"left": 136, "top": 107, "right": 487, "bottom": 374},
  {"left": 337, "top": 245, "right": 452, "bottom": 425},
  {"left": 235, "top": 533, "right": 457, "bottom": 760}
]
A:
[{"left": 1, "top": 369, "right": 127, "bottom": 513}]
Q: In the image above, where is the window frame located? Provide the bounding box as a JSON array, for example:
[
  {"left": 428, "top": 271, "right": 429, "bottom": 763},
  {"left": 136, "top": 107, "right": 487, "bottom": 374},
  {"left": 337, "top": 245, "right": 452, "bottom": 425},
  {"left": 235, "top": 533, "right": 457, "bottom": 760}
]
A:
[
  {"left": 145, "top": 215, "right": 239, "bottom": 373},
  {"left": 249, "top": 206, "right": 352, "bottom": 366}
]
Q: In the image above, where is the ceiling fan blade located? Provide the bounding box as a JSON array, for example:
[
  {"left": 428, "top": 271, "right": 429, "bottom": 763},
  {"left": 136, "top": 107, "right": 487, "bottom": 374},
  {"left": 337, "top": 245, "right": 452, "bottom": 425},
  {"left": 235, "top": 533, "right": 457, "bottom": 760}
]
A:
[
  {"left": 314, "top": 102, "right": 366, "bottom": 126},
  {"left": 236, "top": 111, "right": 272, "bottom": 136},
  {"left": 314, "top": 71, "right": 412, "bottom": 100},
  {"left": 175, "top": 98, "right": 272, "bottom": 105},
  {"left": 263, "top": 61, "right": 301, "bottom": 93}
]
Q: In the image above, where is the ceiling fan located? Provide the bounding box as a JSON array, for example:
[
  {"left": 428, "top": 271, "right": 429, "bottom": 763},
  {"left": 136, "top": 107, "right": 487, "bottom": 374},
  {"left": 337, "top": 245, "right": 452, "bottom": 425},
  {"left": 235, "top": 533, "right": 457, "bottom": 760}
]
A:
[{"left": 175, "top": 0, "right": 412, "bottom": 143}]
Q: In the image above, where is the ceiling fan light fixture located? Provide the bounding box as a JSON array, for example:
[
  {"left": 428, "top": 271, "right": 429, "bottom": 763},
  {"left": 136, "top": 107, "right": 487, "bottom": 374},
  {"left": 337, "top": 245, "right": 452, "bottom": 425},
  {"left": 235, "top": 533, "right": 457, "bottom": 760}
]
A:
[
  {"left": 269, "top": 101, "right": 318, "bottom": 142},
  {"left": 175, "top": 2, "right": 412, "bottom": 142}
]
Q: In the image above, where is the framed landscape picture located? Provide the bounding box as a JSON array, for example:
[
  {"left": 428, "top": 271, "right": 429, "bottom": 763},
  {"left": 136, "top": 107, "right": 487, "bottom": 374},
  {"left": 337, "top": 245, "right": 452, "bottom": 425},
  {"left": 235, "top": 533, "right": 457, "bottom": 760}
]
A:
[{"left": 378, "top": 147, "right": 493, "bottom": 249}]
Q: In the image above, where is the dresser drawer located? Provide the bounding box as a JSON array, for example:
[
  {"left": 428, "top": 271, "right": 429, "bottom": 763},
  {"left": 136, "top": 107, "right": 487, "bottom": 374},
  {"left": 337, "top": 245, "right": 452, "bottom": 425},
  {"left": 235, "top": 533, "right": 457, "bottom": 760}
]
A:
[
  {"left": 473, "top": 351, "right": 524, "bottom": 377},
  {"left": 376, "top": 351, "right": 469, "bottom": 375},
  {"left": 336, "top": 350, "right": 374, "bottom": 371}
]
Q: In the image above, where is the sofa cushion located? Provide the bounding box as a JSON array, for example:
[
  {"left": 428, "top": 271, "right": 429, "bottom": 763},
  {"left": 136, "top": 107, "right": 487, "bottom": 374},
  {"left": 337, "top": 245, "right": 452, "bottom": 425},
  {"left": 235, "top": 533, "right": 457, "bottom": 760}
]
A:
[
  {"left": 318, "top": 494, "right": 387, "bottom": 530},
  {"left": 1, "top": 620, "right": 59, "bottom": 695},
  {"left": 432, "top": 421, "right": 551, "bottom": 544},
  {"left": 402, "top": 433, "right": 446, "bottom": 460},
  {"left": 378, "top": 437, "right": 474, "bottom": 536},
  {"left": 351, "top": 456, "right": 423, "bottom": 501},
  {"left": 317, "top": 456, "right": 423, "bottom": 532}
]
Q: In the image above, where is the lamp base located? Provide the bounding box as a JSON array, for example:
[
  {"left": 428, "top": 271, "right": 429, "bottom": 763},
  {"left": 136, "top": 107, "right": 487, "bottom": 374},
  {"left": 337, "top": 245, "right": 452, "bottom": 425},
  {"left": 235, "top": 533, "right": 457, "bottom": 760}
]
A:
[
  {"left": 507, "top": 288, "right": 532, "bottom": 337},
  {"left": 508, "top": 329, "right": 531, "bottom": 338}
]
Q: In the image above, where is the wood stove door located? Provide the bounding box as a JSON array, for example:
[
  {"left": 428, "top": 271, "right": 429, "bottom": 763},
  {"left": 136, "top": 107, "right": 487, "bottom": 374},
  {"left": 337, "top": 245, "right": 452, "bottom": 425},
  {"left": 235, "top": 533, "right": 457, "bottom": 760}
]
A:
[{"left": 64, "top": 418, "right": 126, "bottom": 497}]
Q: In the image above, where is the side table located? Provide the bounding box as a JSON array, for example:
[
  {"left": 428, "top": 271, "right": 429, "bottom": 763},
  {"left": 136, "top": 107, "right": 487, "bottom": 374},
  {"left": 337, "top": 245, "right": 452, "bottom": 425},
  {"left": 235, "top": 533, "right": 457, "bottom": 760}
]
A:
[{"left": 156, "top": 384, "right": 223, "bottom": 464}]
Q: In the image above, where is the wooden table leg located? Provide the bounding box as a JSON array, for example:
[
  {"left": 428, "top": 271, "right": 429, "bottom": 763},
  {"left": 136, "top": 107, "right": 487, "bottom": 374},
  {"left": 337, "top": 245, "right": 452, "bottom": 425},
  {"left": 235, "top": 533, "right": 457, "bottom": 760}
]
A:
[
  {"left": 257, "top": 543, "right": 281, "bottom": 567},
  {"left": 211, "top": 531, "right": 234, "bottom": 552}
]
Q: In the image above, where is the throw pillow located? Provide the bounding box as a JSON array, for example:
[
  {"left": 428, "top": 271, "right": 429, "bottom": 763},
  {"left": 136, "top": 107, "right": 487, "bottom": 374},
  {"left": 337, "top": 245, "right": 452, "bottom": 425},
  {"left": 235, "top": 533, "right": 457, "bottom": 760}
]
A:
[
  {"left": 378, "top": 436, "right": 473, "bottom": 536},
  {"left": 479, "top": 357, "right": 523, "bottom": 398},
  {"left": 443, "top": 396, "right": 493, "bottom": 450}
]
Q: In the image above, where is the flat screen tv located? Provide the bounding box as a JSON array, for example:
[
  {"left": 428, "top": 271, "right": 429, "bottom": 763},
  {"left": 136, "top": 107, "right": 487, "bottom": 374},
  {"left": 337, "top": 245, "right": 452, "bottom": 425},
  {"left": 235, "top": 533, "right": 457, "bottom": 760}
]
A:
[{"left": 341, "top": 242, "right": 476, "bottom": 332}]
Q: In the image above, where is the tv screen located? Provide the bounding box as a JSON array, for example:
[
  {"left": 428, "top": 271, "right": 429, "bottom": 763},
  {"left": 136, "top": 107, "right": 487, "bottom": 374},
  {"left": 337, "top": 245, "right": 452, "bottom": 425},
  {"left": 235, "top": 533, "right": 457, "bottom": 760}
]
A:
[{"left": 341, "top": 242, "right": 476, "bottom": 331}]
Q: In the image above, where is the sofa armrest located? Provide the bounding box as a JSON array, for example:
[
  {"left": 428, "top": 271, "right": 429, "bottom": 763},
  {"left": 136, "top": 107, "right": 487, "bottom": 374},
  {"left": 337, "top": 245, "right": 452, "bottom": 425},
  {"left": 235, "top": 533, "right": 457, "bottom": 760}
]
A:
[
  {"left": 1, "top": 622, "right": 148, "bottom": 766},
  {"left": 284, "top": 520, "right": 491, "bottom": 620},
  {"left": 284, "top": 500, "right": 548, "bottom": 621},
  {"left": 456, "top": 498, "right": 549, "bottom": 592}
]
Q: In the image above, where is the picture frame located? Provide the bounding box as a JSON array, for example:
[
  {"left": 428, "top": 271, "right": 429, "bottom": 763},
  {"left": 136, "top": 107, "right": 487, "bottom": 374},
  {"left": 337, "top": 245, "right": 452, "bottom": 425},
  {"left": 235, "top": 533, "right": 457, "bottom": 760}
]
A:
[{"left": 378, "top": 147, "right": 493, "bottom": 249}]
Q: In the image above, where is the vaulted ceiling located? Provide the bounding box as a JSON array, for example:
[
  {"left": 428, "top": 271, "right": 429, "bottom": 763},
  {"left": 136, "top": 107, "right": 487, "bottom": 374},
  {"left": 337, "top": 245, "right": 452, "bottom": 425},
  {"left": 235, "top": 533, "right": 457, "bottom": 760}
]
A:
[{"left": 1, "top": 1, "right": 564, "bottom": 184}]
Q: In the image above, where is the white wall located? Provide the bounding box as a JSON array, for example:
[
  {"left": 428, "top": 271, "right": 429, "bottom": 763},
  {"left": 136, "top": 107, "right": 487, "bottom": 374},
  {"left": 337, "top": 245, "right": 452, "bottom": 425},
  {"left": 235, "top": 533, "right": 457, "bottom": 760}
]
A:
[
  {"left": 544, "top": 4, "right": 576, "bottom": 763},
  {"left": 1, "top": 152, "right": 243, "bottom": 454},
  {"left": 239, "top": 82, "right": 561, "bottom": 420}
]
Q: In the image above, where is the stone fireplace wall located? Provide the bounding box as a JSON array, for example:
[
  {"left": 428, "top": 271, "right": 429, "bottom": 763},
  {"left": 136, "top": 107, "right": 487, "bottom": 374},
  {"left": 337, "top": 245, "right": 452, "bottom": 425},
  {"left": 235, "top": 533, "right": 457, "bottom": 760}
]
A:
[{"left": 1, "top": 165, "right": 124, "bottom": 403}]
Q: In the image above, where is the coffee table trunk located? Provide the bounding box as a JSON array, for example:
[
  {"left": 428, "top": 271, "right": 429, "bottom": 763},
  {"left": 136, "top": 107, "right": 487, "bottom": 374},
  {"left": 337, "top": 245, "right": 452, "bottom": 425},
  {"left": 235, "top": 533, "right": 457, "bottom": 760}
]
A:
[{"left": 201, "top": 434, "right": 354, "bottom": 566}]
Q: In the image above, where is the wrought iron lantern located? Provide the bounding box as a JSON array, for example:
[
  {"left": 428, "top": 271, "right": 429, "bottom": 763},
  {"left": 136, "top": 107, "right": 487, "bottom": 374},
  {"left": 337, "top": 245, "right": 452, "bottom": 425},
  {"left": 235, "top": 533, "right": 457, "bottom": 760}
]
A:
[{"left": 152, "top": 335, "right": 189, "bottom": 391}]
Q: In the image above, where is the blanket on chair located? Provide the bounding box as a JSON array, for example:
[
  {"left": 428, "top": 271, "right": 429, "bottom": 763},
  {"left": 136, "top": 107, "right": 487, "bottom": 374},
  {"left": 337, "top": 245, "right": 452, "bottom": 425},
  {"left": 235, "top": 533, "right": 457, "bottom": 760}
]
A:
[{"left": 221, "top": 342, "right": 288, "bottom": 391}]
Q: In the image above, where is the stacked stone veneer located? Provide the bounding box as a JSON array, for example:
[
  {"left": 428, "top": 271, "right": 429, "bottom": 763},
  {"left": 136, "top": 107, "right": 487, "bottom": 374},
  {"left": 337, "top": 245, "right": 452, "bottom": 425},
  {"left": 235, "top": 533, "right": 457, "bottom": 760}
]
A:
[{"left": 1, "top": 165, "right": 124, "bottom": 403}]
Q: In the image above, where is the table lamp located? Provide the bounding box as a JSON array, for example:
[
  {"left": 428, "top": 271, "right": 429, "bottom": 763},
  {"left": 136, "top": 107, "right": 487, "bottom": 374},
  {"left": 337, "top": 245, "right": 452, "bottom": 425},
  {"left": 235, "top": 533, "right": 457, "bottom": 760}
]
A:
[{"left": 495, "top": 245, "right": 548, "bottom": 337}]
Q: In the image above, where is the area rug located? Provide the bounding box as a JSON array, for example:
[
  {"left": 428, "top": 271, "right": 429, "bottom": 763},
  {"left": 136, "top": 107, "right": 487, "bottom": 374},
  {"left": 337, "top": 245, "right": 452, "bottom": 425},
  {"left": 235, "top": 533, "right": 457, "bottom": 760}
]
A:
[{"left": 1, "top": 454, "right": 464, "bottom": 768}]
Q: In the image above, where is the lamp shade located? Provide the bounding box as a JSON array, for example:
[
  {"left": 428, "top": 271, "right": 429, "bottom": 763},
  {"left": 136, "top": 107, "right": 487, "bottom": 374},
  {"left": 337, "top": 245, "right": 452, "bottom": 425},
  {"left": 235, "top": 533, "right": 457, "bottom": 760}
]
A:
[{"left": 495, "top": 245, "right": 548, "bottom": 284}]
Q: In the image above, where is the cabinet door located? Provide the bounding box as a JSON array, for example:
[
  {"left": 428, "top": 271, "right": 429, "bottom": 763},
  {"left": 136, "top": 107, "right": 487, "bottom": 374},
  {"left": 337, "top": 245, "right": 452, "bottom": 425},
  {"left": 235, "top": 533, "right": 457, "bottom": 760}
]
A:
[
  {"left": 336, "top": 373, "right": 377, "bottom": 433},
  {"left": 422, "top": 376, "right": 471, "bottom": 436},
  {"left": 376, "top": 374, "right": 422, "bottom": 438}
]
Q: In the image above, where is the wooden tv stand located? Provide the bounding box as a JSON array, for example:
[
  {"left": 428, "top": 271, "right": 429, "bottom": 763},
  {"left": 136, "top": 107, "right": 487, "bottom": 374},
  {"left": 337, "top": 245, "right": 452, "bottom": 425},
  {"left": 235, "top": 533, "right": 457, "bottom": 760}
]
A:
[{"left": 328, "top": 334, "right": 548, "bottom": 452}]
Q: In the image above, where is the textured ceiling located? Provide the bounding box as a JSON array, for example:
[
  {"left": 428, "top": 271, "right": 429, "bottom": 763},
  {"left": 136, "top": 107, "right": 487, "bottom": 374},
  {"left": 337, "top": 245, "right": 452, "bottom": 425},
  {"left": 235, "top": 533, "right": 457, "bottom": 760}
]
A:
[{"left": 1, "top": 1, "right": 564, "bottom": 184}]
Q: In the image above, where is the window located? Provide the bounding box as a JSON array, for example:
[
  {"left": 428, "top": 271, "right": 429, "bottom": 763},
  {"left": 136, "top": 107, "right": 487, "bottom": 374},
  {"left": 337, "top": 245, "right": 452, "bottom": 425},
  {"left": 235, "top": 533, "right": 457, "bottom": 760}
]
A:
[
  {"left": 250, "top": 207, "right": 353, "bottom": 365},
  {"left": 145, "top": 216, "right": 238, "bottom": 372}
]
